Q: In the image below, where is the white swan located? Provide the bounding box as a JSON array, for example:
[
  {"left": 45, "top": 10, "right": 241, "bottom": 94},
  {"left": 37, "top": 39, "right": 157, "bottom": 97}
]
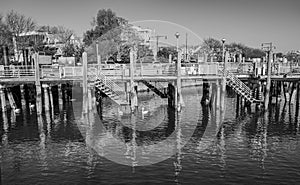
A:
[
  {"left": 29, "top": 103, "right": 35, "bottom": 111},
  {"left": 141, "top": 107, "right": 149, "bottom": 115},
  {"left": 14, "top": 108, "right": 21, "bottom": 114}
]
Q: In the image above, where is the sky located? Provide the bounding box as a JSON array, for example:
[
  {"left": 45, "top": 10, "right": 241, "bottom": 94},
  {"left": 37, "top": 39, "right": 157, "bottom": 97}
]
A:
[{"left": 0, "top": 0, "right": 299, "bottom": 52}]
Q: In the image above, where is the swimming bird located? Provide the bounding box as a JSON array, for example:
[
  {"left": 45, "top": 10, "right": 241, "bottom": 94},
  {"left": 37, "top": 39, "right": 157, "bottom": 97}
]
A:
[
  {"left": 14, "top": 108, "right": 21, "bottom": 114},
  {"left": 141, "top": 107, "right": 149, "bottom": 115}
]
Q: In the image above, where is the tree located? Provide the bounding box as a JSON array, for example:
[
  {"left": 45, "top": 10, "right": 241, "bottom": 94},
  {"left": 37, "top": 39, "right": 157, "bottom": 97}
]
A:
[
  {"left": 157, "top": 46, "right": 177, "bottom": 60},
  {"left": 83, "top": 9, "right": 127, "bottom": 46},
  {"left": 4, "top": 10, "right": 36, "bottom": 62},
  {"left": 85, "top": 24, "right": 142, "bottom": 63},
  {"left": 5, "top": 10, "right": 36, "bottom": 37}
]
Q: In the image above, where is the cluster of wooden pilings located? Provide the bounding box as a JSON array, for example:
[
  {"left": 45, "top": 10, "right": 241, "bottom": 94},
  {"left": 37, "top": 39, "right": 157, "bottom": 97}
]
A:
[{"left": 0, "top": 83, "right": 74, "bottom": 114}]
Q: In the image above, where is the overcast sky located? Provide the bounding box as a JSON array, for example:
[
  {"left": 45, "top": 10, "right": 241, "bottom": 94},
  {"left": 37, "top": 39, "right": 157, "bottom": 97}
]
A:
[{"left": 1, "top": 0, "right": 299, "bottom": 52}]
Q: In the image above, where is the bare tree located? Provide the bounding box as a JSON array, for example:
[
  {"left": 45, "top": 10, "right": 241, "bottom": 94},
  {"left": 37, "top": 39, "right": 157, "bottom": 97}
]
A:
[
  {"left": 5, "top": 10, "right": 36, "bottom": 35},
  {"left": 5, "top": 10, "right": 36, "bottom": 62}
]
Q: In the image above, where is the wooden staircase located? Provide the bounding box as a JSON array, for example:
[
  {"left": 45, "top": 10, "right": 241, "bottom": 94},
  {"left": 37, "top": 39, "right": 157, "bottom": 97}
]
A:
[
  {"left": 140, "top": 80, "right": 168, "bottom": 98},
  {"left": 221, "top": 70, "right": 259, "bottom": 103},
  {"left": 93, "top": 73, "right": 129, "bottom": 106}
]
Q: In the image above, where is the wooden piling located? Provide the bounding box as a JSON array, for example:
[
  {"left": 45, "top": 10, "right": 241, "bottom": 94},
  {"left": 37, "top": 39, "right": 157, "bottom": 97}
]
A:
[
  {"left": 20, "top": 84, "right": 27, "bottom": 106},
  {"left": 236, "top": 94, "right": 240, "bottom": 118},
  {"left": 0, "top": 85, "right": 7, "bottom": 112},
  {"left": 35, "top": 53, "right": 42, "bottom": 115},
  {"left": 221, "top": 52, "right": 229, "bottom": 111},
  {"left": 88, "top": 86, "right": 93, "bottom": 111},
  {"left": 201, "top": 79, "right": 210, "bottom": 106},
  {"left": 129, "top": 47, "right": 138, "bottom": 111},
  {"left": 49, "top": 85, "right": 54, "bottom": 111},
  {"left": 82, "top": 52, "right": 88, "bottom": 114},
  {"left": 177, "top": 50, "right": 183, "bottom": 110},
  {"left": 264, "top": 49, "right": 272, "bottom": 110},
  {"left": 43, "top": 84, "right": 50, "bottom": 111},
  {"left": 2, "top": 46, "right": 8, "bottom": 66}
]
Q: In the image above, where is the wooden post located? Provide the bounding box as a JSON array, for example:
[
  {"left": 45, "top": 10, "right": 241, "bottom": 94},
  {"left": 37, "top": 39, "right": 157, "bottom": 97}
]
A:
[
  {"left": 82, "top": 52, "right": 88, "bottom": 114},
  {"left": 35, "top": 53, "right": 42, "bottom": 115},
  {"left": 58, "top": 84, "right": 63, "bottom": 107},
  {"left": 264, "top": 49, "right": 272, "bottom": 110},
  {"left": 2, "top": 46, "right": 8, "bottom": 66},
  {"left": 216, "top": 80, "right": 221, "bottom": 110},
  {"left": 49, "top": 85, "right": 54, "bottom": 111},
  {"left": 20, "top": 84, "right": 26, "bottom": 106},
  {"left": 96, "top": 41, "right": 101, "bottom": 74},
  {"left": 221, "top": 51, "right": 229, "bottom": 111},
  {"left": 177, "top": 50, "right": 183, "bottom": 111},
  {"left": 236, "top": 94, "right": 240, "bottom": 118},
  {"left": 0, "top": 85, "right": 7, "bottom": 112},
  {"left": 130, "top": 47, "right": 138, "bottom": 111},
  {"left": 88, "top": 86, "right": 93, "bottom": 111},
  {"left": 295, "top": 82, "right": 300, "bottom": 122},
  {"left": 201, "top": 79, "right": 210, "bottom": 106}
]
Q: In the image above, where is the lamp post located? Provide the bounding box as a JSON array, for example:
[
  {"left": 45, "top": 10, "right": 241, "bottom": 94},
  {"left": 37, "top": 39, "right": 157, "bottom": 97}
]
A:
[
  {"left": 175, "top": 32, "right": 180, "bottom": 52},
  {"left": 154, "top": 35, "right": 167, "bottom": 62},
  {"left": 221, "top": 38, "right": 226, "bottom": 63}
]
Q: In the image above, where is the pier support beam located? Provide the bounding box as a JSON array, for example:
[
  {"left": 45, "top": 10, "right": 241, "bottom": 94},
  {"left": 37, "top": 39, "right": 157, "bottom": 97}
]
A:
[{"left": 7, "top": 88, "right": 17, "bottom": 110}]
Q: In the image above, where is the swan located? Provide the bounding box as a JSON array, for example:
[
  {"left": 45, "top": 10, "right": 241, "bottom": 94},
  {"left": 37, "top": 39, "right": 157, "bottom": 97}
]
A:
[
  {"left": 29, "top": 103, "right": 35, "bottom": 111},
  {"left": 141, "top": 107, "right": 149, "bottom": 115},
  {"left": 14, "top": 108, "right": 21, "bottom": 114}
]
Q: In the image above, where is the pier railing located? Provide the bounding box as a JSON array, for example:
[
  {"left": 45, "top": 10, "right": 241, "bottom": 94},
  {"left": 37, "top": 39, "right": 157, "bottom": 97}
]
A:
[
  {"left": 1, "top": 62, "right": 300, "bottom": 80},
  {"left": 0, "top": 66, "right": 35, "bottom": 78}
]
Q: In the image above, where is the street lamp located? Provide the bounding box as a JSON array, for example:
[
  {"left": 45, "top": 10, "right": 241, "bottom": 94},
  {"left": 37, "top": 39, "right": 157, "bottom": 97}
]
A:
[
  {"left": 221, "top": 38, "right": 226, "bottom": 63},
  {"left": 175, "top": 32, "right": 180, "bottom": 52}
]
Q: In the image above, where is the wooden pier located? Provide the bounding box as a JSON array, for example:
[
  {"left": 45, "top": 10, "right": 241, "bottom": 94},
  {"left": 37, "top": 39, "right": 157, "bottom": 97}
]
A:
[{"left": 1, "top": 51, "right": 300, "bottom": 121}]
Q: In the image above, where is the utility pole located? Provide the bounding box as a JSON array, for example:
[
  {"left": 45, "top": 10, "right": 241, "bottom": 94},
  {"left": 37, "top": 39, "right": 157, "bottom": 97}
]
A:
[
  {"left": 185, "top": 33, "right": 188, "bottom": 61},
  {"left": 262, "top": 42, "right": 275, "bottom": 111},
  {"left": 154, "top": 35, "right": 167, "bottom": 62}
]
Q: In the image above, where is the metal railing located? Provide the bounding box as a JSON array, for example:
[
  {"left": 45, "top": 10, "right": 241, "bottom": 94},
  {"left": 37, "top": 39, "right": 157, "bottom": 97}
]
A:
[{"left": 0, "top": 66, "right": 35, "bottom": 78}]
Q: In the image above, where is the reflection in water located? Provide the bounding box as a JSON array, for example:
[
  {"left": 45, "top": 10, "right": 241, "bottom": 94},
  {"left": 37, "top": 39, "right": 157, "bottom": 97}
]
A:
[{"left": 1, "top": 90, "right": 300, "bottom": 184}]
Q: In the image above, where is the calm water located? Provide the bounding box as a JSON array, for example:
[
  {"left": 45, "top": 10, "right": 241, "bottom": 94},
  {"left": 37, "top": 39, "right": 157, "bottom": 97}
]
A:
[{"left": 1, "top": 88, "right": 300, "bottom": 185}]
